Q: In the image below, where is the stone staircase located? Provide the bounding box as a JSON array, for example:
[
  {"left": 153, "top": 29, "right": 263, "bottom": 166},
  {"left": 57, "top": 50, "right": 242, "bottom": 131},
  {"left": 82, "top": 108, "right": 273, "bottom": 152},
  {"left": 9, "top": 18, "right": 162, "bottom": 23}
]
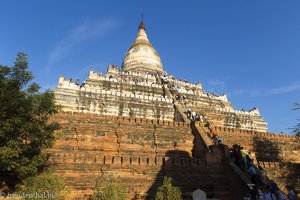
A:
[
  {"left": 164, "top": 84, "right": 214, "bottom": 150},
  {"left": 162, "top": 84, "right": 256, "bottom": 199},
  {"left": 192, "top": 122, "right": 214, "bottom": 149},
  {"left": 174, "top": 101, "right": 191, "bottom": 123}
]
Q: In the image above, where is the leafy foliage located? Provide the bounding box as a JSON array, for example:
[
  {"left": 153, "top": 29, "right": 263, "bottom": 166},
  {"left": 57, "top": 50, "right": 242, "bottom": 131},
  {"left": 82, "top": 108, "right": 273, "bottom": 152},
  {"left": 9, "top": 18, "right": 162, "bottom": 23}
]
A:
[
  {"left": 92, "top": 183, "right": 127, "bottom": 200},
  {"left": 293, "top": 102, "right": 300, "bottom": 136},
  {"left": 17, "top": 172, "right": 66, "bottom": 200},
  {"left": 0, "top": 53, "right": 59, "bottom": 183},
  {"left": 155, "top": 176, "right": 182, "bottom": 200}
]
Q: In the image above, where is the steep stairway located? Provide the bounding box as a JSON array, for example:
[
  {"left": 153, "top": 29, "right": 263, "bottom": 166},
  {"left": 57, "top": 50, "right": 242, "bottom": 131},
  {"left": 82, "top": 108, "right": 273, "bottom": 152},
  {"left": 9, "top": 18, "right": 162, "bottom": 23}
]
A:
[
  {"left": 192, "top": 122, "right": 214, "bottom": 149},
  {"left": 174, "top": 101, "right": 191, "bottom": 123},
  {"left": 163, "top": 85, "right": 213, "bottom": 149},
  {"left": 162, "top": 84, "right": 259, "bottom": 199}
]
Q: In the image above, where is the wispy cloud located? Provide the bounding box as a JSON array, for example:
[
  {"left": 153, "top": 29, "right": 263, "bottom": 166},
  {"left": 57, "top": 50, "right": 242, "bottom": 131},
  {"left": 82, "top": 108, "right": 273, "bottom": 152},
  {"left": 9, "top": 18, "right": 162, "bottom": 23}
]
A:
[
  {"left": 266, "top": 82, "right": 300, "bottom": 95},
  {"left": 47, "top": 19, "right": 117, "bottom": 67},
  {"left": 206, "top": 78, "right": 226, "bottom": 93},
  {"left": 230, "top": 82, "right": 300, "bottom": 97},
  {"left": 230, "top": 89, "right": 261, "bottom": 97},
  {"left": 207, "top": 79, "right": 226, "bottom": 88}
]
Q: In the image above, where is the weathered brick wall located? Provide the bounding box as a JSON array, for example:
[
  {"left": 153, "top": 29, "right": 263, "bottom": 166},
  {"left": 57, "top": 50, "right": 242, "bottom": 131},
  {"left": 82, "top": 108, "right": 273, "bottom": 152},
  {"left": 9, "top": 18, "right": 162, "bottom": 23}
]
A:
[
  {"left": 48, "top": 112, "right": 196, "bottom": 199},
  {"left": 50, "top": 112, "right": 193, "bottom": 156},
  {"left": 48, "top": 112, "right": 300, "bottom": 199},
  {"left": 205, "top": 123, "right": 300, "bottom": 163},
  {"left": 256, "top": 161, "right": 300, "bottom": 194}
]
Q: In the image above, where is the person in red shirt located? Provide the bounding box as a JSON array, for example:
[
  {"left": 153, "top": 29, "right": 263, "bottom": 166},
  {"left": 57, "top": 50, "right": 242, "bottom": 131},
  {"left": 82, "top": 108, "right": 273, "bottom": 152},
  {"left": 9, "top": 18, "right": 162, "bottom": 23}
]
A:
[{"left": 210, "top": 129, "right": 218, "bottom": 144}]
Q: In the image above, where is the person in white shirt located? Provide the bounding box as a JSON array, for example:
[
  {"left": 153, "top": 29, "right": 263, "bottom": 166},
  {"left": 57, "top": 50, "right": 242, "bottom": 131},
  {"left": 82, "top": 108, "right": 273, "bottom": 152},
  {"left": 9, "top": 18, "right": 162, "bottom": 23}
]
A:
[
  {"left": 191, "top": 111, "right": 197, "bottom": 120},
  {"left": 199, "top": 115, "right": 205, "bottom": 127}
]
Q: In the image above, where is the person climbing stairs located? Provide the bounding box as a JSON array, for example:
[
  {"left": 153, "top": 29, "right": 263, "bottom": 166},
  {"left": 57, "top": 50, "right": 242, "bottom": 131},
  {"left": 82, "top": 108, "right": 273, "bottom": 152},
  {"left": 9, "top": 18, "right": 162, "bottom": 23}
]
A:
[{"left": 163, "top": 84, "right": 213, "bottom": 149}]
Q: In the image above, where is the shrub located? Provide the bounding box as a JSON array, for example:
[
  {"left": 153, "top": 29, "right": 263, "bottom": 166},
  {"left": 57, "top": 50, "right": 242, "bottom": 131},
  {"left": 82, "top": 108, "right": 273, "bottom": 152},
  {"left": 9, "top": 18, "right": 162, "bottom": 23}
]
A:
[
  {"left": 17, "top": 172, "right": 65, "bottom": 200},
  {"left": 155, "top": 176, "right": 182, "bottom": 200},
  {"left": 92, "top": 183, "right": 126, "bottom": 200}
]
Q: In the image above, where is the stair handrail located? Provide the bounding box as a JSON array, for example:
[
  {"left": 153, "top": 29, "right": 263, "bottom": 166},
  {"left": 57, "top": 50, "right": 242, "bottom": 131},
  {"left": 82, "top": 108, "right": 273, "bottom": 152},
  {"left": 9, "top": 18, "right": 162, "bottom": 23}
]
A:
[{"left": 163, "top": 84, "right": 214, "bottom": 149}]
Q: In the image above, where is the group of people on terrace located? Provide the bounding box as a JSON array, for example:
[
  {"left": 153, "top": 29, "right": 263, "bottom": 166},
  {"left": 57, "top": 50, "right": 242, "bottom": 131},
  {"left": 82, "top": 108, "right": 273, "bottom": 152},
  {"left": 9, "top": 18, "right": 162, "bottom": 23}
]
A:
[
  {"left": 68, "top": 78, "right": 86, "bottom": 88},
  {"left": 166, "top": 79, "right": 195, "bottom": 102},
  {"left": 109, "top": 64, "right": 122, "bottom": 72},
  {"left": 109, "top": 64, "right": 167, "bottom": 78},
  {"left": 70, "top": 67, "right": 202, "bottom": 100},
  {"left": 230, "top": 144, "right": 296, "bottom": 200},
  {"left": 101, "top": 70, "right": 165, "bottom": 87},
  {"left": 105, "top": 67, "right": 196, "bottom": 89},
  {"left": 68, "top": 78, "right": 81, "bottom": 86},
  {"left": 68, "top": 67, "right": 233, "bottom": 106}
]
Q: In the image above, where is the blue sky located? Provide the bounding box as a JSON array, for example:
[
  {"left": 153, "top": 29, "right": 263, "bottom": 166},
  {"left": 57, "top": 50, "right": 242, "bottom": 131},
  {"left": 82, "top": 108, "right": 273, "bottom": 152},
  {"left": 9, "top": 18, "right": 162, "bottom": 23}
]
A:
[{"left": 1, "top": 1, "right": 300, "bottom": 134}]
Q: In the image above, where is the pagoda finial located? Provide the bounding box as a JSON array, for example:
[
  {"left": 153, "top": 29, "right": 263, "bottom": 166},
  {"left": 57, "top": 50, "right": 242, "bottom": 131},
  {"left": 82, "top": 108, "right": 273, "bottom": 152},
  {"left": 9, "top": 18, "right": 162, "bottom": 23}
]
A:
[{"left": 138, "top": 13, "right": 145, "bottom": 30}]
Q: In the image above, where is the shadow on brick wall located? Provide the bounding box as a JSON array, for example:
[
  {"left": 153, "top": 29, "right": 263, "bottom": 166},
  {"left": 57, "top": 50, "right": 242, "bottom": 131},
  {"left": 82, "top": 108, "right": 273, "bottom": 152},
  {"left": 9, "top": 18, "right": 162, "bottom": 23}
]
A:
[
  {"left": 283, "top": 162, "right": 300, "bottom": 193},
  {"left": 190, "top": 122, "right": 208, "bottom": 159},
  {"left": 252, "top": 136, "right": 300, "bottom": 193},
  {"left": 144, "top": 150, "right": 216, "bottom": 200},
  {"left": 145, "top": 150, "right": 190, "bottom": 200},
  {"left": 252, "top": 136, "right": 281, "bottom": 162}
]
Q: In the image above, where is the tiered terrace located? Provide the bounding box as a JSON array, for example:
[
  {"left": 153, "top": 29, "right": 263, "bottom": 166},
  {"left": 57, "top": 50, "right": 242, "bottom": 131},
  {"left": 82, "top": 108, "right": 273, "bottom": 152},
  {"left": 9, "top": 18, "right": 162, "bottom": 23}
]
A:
[{"left": 55, "top": 65, "right": 267, "bottom": 132}]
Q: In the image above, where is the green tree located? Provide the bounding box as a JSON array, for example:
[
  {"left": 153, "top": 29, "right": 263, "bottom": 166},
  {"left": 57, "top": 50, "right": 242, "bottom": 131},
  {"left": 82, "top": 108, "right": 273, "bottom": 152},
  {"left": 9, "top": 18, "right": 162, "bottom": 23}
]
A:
[
  {"left": 293, "top": 102, "right": 300, "bottom": 136},
  {"left": 17, "top": 172, "right": 66, "bottom": 200},
  {"left": 92, "top": 183, "right": 127, "bottom": 200},
  {"left": 0, "top": 53, "right": 59, "bottom": 186},
  {"left": 155, "top": 176, "right": 182, "bottom": 200}
]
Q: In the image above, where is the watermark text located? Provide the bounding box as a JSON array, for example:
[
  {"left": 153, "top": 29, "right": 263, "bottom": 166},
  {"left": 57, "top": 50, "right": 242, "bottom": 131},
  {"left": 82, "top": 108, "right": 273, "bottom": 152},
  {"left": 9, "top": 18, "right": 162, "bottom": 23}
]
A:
[{"left": 0, "top": 192, "right": 56, "bottom": 199}]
